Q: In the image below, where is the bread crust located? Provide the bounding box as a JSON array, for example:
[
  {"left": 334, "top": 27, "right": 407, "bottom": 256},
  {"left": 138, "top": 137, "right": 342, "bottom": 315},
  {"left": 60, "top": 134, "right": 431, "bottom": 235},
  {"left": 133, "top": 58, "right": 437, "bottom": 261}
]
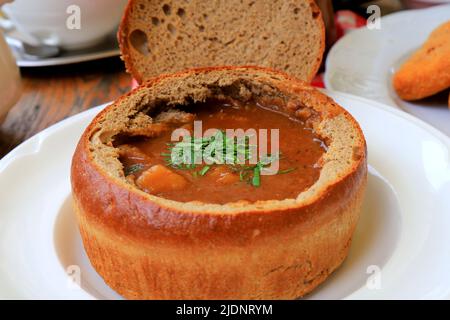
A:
[
  {"left": 71, "top": 66, "right": 367, "bottom": 299},
  {"left": 118, "top": 0, "right": 325, "bottom": 84}
]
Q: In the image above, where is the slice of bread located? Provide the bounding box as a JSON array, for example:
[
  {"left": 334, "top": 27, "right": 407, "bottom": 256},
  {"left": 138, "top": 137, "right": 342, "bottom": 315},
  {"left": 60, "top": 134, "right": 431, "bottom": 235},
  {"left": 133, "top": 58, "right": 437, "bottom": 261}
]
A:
[
  {"left": 118, "top": 0, "right": 325, "bottom": 84},
  {"left": 393, "top": 20, "right": 450, "bottom": 101}
]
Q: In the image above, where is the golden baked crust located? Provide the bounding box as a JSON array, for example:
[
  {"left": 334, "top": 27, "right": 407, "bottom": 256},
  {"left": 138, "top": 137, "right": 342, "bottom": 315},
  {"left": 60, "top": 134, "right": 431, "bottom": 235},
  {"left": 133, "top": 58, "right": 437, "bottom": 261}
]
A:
[
  {"left": 393, "top": 20, "right": 450, "bottom": 101},
  {"left": 71, "top": 66, "right": 367, "bottom": 299},
  {"left": 118, "top": 0, "right": 325, "bottom": 84}
]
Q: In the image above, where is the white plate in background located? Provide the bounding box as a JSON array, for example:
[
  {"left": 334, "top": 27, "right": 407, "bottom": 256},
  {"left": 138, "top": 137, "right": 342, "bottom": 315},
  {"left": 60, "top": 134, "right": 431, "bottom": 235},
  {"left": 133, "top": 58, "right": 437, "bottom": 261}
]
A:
[
  {"left": 325, "top": 4, "right": 450, "bottom": 136},
  {"left": 0, "top": 92, "right": 449, "bottom": 299},
  {"left": 10, "top": 32, "right": 120, "bottom": 67}
]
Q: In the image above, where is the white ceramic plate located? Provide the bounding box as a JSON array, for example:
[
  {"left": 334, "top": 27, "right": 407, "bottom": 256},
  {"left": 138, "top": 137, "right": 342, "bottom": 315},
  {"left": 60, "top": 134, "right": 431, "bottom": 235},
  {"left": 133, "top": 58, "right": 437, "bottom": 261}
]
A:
[
  {"left": 0, "top": 91, "right": 450, "bottom": 300},
  {"left": 325, "top": 4, "right": 450, "bottom": 136},
  {"left": 11, "top": 33, "right": 120, "bottom": 67}
]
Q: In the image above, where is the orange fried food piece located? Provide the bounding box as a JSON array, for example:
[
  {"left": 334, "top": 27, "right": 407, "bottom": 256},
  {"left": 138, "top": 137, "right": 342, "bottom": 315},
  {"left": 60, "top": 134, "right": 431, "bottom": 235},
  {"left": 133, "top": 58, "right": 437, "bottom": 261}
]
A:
[{"left": 393, "top": 20, "right": 450, "bottom": 101}]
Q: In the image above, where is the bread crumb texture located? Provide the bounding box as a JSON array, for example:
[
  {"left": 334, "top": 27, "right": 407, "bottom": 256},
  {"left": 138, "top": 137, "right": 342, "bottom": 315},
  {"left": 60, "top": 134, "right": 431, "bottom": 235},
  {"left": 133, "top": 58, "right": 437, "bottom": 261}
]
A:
[{"left": 119, "top": 0, "right": 325, "bottom": 83}]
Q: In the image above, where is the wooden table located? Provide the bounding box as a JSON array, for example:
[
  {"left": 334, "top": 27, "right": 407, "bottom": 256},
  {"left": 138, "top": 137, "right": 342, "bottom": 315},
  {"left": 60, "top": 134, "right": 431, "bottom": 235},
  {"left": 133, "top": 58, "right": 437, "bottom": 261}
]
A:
[{"left": 0, "top": 57, "right": 132, "bottom": 158}]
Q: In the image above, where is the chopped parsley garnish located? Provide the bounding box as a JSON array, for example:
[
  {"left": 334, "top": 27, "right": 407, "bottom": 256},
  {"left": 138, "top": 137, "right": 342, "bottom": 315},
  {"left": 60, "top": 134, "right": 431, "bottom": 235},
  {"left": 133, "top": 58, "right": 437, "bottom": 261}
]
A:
[
  {"left": 124, "top": 163, "right": 144, "bottom": 176},
  {"left": 161, "top": 130, "right": 294, "bottom": 187}
]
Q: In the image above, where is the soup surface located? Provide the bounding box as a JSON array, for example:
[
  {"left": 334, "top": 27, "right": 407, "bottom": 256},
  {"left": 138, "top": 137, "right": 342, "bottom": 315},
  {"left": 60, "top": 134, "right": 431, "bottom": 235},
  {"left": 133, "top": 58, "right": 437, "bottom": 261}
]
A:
[{"left": 118, "top": 99, "right": 326, "bottom": 204}]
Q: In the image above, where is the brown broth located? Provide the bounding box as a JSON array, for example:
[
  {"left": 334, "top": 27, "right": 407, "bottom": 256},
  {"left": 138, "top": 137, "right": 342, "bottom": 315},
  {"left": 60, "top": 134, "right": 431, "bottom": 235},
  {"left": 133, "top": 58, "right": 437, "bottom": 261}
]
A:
[{"left": 118, "top": 99, "right": 326, "bottom": 204}]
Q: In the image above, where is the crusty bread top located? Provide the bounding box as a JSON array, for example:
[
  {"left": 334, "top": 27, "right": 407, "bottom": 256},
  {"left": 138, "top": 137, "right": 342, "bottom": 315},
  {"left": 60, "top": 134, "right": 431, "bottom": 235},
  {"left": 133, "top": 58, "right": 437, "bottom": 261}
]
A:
[
  {"left": 80, "top": 66, "right": 366, "bottom": 213},
  {"left": 118, "top": 0, "right": 325, "bottom": 84}
]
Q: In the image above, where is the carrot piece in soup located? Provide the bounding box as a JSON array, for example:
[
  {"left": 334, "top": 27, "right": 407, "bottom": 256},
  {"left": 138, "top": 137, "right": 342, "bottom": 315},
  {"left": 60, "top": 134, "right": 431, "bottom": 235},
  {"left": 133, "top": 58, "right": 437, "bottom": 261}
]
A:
[{"left": 136, "top": 165, "right": 188, "bottom": 194}]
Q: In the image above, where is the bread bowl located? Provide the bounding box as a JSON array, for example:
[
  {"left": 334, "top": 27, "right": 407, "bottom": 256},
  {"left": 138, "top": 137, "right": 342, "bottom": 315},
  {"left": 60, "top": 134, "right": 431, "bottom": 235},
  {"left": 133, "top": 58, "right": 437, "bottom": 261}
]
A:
[{"left": 71, "top": 66, "right": 367, "bottom": 299}]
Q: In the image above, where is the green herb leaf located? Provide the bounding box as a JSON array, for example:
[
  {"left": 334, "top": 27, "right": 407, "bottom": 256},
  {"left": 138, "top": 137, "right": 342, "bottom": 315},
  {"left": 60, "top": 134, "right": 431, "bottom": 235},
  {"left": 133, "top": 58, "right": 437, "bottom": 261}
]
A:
[
  {"left": 252, "top": 166, "right": 261, "bottom": 187},
  {"left": 199, "top": 165, "right": 211, "bottom": 176},
  {"left": 125, "top": 163, "right": 144, "bottom": 176},
  {"left": 259, "top": 153, "right": 280, "bottom": 166},
  {"left": 239, "top": 170, "right": 250, "bottom": 181},
  {"left": 277, "top": 167, "right": 297, "bottom": 174}
]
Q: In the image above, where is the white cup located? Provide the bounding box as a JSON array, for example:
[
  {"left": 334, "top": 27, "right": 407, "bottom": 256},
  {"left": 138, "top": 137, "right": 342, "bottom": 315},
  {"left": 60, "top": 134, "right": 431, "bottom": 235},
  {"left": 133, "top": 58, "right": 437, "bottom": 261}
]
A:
[
  {"left": 0, "top": 29, "right": 21, "bottom": 123},
  {"left": 2, "top": 0, "right": 128, "bottom": 50}
]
